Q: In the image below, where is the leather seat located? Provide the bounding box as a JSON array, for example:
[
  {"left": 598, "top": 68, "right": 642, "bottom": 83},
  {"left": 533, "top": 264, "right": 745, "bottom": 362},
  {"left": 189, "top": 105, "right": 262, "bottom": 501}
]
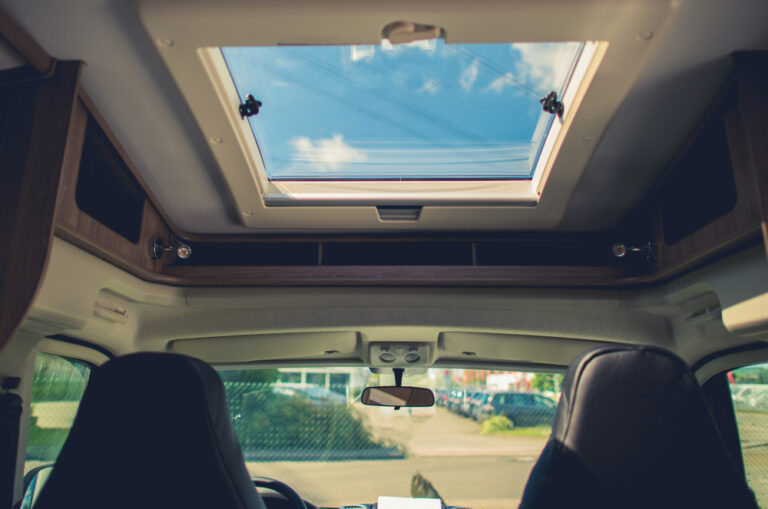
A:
[
  {"left": 33, "top": 353, "right": 266, "bottom": 509},
  {"left": 519, "top": 345, "right": 758, "bottom": 509}
]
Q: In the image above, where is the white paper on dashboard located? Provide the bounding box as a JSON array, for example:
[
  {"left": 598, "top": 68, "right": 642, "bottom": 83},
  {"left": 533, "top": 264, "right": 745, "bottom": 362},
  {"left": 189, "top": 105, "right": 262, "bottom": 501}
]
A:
[{"left": 377, "top": 496, "right": 442, "bottom": 509}]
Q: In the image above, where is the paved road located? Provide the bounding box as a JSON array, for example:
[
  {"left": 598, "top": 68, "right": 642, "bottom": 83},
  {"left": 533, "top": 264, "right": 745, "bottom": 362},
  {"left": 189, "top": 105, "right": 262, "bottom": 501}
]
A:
[
  {"left": 736, "top": 411, "right": 768, "bottom": 508},
  {"left": 246, "top": 406, "right": 548, "bottom": 508}
]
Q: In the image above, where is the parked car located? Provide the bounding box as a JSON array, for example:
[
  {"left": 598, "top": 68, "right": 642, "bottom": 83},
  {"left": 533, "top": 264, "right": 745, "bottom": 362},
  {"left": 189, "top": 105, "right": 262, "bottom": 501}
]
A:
[
  {"left": 478, "top": 392, "right": 557, "bottom": 427},
  {"left": 470, "top": 393, "right": 494, "bottom": 421},
  {"left": 458, "top": 391, "right": 486, "bottom": 418},
  {"left": 446, "top": 390, "right": 465, "bottom": 413},
  {"left": 459, "top": 391, "right": 479, "bottom": 416},
  {"left": 434, "top": 389, "right": 450, "bottom": 407}
]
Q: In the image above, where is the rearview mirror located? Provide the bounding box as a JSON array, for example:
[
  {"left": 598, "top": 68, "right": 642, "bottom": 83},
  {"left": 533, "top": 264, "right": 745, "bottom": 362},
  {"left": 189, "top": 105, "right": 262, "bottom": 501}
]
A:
[{"left": 361, "top": 386, "right": 435, "bottom": 407}]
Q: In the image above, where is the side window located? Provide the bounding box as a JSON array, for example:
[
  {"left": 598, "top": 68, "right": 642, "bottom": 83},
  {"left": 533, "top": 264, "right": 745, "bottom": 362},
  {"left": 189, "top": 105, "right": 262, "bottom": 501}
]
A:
[
  {"left": 25, "top": 353, "right": 92, "bottom": 473},
  {"left": 729, "top": 362, "right": 768, "bottom": 507}
]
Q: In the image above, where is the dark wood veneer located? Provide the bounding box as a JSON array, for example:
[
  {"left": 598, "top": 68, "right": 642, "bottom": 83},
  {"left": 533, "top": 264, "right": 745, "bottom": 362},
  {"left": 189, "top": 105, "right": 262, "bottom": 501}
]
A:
[
  {"left": 54, "top": 98, "right": 170, "bottom": 278},
  {"left": 0, "top": 5, "right": 53, "bottom": 75},
  {"left": 653, "top": 81, "right": 763, "bottom": 275},
  {"left": 46, "top": 55, "right": 768, "bottom": 288},
  {"left": 0, "top": 62, "right": 81, "bottom": 352},
  {"left": 734, "top": 53, "right": 768, "bottom": 258},
  {"left": 163, "top": 265, "right": 628, "bottom": 287}
]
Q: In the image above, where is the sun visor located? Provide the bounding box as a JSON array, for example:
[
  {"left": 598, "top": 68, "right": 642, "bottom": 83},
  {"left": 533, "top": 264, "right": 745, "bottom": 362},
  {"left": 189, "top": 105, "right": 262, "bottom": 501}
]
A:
[{"left": 169, "top": 331, "right": 360, "bottom": 363}]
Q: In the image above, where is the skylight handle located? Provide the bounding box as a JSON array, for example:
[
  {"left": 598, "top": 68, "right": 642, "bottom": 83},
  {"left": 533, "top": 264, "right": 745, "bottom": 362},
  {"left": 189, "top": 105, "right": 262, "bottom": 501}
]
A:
[
  {"left": 381, "top": 21, "right": 445, "bottom": 45},
  {"left": 540, "top": 91, "right": 564, "bottom": 119},
  {"left": 239, "top": 95, "right": 262, "bottom": 118}
]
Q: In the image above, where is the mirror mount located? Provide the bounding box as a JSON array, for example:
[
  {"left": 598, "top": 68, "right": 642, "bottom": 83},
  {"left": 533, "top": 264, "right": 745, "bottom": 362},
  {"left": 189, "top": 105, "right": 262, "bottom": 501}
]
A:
[
  {"left": 393, "top": 368, "right": 404, "bottom": 388},
  {"left": 393, "top": 368, "right": 404, "bottom": 409}
]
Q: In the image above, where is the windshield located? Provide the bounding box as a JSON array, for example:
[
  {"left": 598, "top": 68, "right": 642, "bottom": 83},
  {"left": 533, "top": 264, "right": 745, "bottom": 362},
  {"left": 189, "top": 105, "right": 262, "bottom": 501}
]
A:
[{"left": 219, "top": 367, "right": 561, "bottom": 508}]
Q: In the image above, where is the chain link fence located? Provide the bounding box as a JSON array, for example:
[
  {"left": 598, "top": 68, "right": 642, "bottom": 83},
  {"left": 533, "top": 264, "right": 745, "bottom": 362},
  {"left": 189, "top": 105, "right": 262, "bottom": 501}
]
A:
[
  {"left": 25, "top": 354, "right": 91, "bottom": 471},
  {"left": 223, "top": 381, "right": 403, "bottom": 461}
]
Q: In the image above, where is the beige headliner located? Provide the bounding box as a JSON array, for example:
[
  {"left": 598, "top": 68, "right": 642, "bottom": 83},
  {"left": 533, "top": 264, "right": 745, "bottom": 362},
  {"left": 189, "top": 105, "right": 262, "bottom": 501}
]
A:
[
  {"left": 15, "top": 237, "right": 768, "bottom": 381},
  {"left": 138, "top": 0, "right": 674, "bottom": 232}
]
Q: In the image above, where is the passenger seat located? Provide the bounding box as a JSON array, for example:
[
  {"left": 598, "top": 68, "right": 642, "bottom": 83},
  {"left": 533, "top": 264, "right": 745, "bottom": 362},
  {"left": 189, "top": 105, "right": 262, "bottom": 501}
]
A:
[{"left": 519, "top": 345, "right": 758, "bottom": 509}]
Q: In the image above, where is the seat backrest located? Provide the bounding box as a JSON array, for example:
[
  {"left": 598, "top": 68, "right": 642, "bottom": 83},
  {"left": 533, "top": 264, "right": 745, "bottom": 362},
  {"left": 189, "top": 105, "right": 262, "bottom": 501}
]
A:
[
  {"left": 519, "top": 345, "right": 758, "bottom": 509},
  {"left": 33, "top": 353, "right": 266, "bottom": 509}
]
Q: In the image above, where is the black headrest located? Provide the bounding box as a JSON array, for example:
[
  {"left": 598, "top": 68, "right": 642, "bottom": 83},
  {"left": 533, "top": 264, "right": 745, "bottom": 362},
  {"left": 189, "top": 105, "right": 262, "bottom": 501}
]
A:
[
  {"left": 33, "top": 353, "right": 266, "bottom": 509},
  {"left": 520, "top": 345, "right": 757, "bottom": 509}
]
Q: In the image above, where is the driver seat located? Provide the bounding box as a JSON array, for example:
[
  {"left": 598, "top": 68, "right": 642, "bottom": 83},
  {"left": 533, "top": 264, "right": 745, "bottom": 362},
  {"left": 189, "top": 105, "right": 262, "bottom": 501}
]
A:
[
  {"left": 33, "top": 352, "right": 267, "bottom": 509},
  {"left": 519, "top": 345, "right": 758, "bottom": 509}
]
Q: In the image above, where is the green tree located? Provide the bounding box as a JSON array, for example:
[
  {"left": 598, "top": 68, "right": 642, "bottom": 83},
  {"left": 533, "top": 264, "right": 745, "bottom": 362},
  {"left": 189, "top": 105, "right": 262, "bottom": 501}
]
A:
[
  {"left": 218, "top": 369, "right": 279, "bottom": 384},
  {"left": 531, "top": 373, "right": 563, "bottom": 392}
]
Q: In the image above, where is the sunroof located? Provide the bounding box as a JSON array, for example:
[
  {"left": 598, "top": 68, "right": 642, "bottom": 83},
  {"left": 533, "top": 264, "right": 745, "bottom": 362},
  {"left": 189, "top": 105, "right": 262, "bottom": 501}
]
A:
[{"left": 222, "top": 40, "right": 584, "bottom": 182}]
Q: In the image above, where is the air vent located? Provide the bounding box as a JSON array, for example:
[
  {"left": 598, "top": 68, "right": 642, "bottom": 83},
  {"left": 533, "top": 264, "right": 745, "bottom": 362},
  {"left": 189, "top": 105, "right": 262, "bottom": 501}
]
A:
[{"left": 376, "top": 206, "right": 422, "bottom": 221}]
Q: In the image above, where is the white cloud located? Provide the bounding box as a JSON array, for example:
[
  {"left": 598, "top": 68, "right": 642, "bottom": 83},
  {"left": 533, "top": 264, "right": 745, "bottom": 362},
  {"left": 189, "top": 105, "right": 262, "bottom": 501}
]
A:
[
  {"left": 484, "top": 72, "right": 517, "bottom": 93},
  {"left": 510, "top": 42, "right": 582, "bottom": 93},
  {"left": 291, "top": 134, "right": 368, "bottom": 171},
  {"left": 381, "top": 38, "right": 437, "bottom": 55},
  {"left": 418, "top": 77, "right": 441, "bottom": 94},
  {"left": 351, "top": 45, "right": 375, "bottom": 62},
  {"left": 406, "top": 39, "right": 437, "bottom": 53},
  {"left": 459, "top": 59, "right": 479, "bottom": 92}
]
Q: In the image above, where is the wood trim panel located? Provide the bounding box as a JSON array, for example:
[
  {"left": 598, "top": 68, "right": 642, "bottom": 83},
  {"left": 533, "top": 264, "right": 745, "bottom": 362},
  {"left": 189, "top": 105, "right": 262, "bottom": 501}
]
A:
[
  {"left": 734, "top": 53, "right": 768, "bottom": 258},
  {"left": 0, "top": 61, "right": 81, "bottom": 351},
  {"left": 653, "top": 78, "right": 763, "bottom": 275},
  {"left": 0, "top": 5, "right": 54, "bottom": 75},
  {"left": 77, "top": 91, "right": 179, "bottom": 235},
  {"left": 162, "top": 265, "right": 628, "bottom": 287},
  {"left": 28, "top": 51, "right": 765, "bottom": 290},
  {"left": 54, "top": 99, "right": 170, "bottom": 278}
]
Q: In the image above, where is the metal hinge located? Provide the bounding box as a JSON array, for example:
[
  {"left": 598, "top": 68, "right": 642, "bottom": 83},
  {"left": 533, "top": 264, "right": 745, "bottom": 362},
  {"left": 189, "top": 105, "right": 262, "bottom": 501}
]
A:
[
  {"left": 151, "top": 238, "right": 192, "bottom": 260},
  {"left": 612, "top": 241, "right": 655, "bottom": 260},
  {"left": 239, "top": 95, "right": 262, "bottom": 118},
  {"left": 540, "top": 91, "right": 564, "bottom": 119}
]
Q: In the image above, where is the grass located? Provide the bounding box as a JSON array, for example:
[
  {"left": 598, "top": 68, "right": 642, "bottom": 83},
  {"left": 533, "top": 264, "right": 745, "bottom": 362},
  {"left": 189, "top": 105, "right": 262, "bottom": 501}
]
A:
[
  {"left": 480, "top": 415, "right": 551, "bottom": 437},
  {"left": 485, "top": 425, "right": 552, "bottom": 438}
]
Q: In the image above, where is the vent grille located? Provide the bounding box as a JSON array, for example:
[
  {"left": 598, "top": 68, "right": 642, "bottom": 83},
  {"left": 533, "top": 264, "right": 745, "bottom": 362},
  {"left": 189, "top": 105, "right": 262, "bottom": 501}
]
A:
[{"left": 376, "top": 206, "right": 422, "bottom": 221}]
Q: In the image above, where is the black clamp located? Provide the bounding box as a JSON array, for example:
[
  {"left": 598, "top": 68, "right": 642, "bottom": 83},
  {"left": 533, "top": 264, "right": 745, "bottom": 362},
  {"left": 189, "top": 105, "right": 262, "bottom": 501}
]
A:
[
  {"left": 239, "top": 95, "right": 262, "bottom": 118},
  {"left": 151, "top": 238, "right": 192, "bottom": 260},
  {"left": 612, "top": 241, "right": 654, "bottom": 260},
  {"left": 540, "top": 91, "right": 564, "bottom": 119}
]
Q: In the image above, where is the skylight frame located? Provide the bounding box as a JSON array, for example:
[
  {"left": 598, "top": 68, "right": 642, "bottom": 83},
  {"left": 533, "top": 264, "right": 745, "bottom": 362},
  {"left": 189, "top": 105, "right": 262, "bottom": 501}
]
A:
[
  {"left": 201, "top": 40, "right": 604, "bottom": 206},
  {"left": 139, "top": 0, "right": 676, "bottom": 232}
]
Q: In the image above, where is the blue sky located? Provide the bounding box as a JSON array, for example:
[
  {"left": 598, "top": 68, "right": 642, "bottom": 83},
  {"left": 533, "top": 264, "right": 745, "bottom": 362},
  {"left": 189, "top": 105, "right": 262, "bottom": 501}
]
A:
[{"left": 222, "top": 40, "right": 581, "bottom": 180}]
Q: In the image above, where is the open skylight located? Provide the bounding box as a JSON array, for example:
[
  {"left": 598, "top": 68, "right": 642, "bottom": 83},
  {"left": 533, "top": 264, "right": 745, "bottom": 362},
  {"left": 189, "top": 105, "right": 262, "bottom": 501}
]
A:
[{"left": 222, "top": 40, "right": 585, "bottom": 183}]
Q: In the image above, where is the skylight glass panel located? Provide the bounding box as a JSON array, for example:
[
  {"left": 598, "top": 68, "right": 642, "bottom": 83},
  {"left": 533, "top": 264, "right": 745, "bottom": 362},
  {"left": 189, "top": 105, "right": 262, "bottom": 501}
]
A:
[{"left": 222, "top": 41, "right": 583, "bottom": 181}]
